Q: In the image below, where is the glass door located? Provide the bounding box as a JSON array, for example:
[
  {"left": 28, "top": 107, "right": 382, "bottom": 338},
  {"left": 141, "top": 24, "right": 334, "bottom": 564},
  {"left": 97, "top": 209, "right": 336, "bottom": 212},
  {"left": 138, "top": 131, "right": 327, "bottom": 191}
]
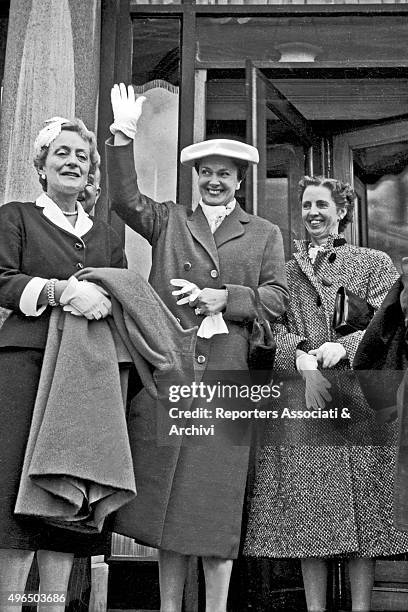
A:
[
  {"left": 245, "top": 62, "right": 318, "bottom": 259},
  {"left": 333, "top": 119, "right": 408, "bottom": 272},
  {"left": 231, "top": 65, "right": 321, "bottom": 611}
]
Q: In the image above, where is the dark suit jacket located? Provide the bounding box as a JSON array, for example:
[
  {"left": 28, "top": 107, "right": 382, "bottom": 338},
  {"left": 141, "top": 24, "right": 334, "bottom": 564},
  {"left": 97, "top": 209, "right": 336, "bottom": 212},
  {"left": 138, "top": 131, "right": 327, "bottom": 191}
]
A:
[{"left": 0, "top": 201, "right": 124, "bottom": 348}]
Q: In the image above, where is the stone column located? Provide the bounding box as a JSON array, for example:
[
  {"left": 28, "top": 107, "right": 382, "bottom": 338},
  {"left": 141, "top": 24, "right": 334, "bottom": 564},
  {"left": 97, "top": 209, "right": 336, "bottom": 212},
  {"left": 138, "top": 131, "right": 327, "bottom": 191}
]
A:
[
  {"left": 0, "top": 0, "right": 101, "bottom": 204},
  {"left": 0, "top": 0, "right": 107, "bottom": 598}
]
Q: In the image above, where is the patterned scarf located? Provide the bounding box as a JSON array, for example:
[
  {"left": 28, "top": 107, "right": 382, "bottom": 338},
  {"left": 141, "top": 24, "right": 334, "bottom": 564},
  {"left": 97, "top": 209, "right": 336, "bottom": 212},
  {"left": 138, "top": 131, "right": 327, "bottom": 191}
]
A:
[{"left": 199, "top": 199, "right": 236, "bottom": 233}]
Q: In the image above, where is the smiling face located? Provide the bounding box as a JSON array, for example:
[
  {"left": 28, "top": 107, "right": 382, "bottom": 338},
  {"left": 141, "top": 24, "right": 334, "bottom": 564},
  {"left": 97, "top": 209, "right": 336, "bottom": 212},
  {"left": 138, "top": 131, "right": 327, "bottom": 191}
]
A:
[
  {"left": 301, "top": 184, "right": 345, "bottom": 245},
  {"left": 40, "top": 130, "right": 90, "bottom": 201},
  {"left": 197, "top": 155, "right": 240, "bottom": 207}
]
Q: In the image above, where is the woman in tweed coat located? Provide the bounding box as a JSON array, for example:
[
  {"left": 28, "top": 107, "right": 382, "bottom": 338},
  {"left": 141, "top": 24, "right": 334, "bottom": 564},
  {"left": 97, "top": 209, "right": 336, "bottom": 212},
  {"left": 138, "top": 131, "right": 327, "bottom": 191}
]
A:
[{"left": 245, "top": 176, "right": 408, "bottom": 612}]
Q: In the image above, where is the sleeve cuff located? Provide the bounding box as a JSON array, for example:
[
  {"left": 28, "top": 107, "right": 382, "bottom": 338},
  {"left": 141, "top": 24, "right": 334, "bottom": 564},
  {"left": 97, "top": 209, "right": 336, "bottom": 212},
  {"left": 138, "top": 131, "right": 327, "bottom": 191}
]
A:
[
  {"left": 274, "top": 330, "right": 307, "bottom": 372},
  {"left": 337, "top": 331, "right": 364, "bottom": 365},
  {"left": 223, "top": 284, "right": 255, "bottom": 321},
  {"left": 19, "top": 277, "right": 49, "bottom": 317}
]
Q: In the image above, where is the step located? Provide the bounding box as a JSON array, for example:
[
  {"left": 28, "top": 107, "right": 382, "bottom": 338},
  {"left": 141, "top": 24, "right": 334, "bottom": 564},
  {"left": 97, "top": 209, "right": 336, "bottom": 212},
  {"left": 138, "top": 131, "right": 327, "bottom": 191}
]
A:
[{"left": 372, "top": 585, "right": 408, "bottom": 611}]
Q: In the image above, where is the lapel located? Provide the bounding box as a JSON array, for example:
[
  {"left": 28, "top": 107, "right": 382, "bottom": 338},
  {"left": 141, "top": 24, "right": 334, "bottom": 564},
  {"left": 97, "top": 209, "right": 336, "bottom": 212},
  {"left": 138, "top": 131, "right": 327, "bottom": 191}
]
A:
[
  {"left": 293, "top": 235, "right": 346, "bottom": 333},
  {"left": 214, "top": 204, "right": 249, "bottom": 249},
  {"left": 35, "top": 192, "right": 93, "bottom": 238},
  {"left": 186, "top": 205, "right": 220, "bottom": 269},
  {"left": 293, "top": 235, "right": 344, "bottom": 293},
  {"left": 293, "top": 239, "right": 323, "bottom": 297}
]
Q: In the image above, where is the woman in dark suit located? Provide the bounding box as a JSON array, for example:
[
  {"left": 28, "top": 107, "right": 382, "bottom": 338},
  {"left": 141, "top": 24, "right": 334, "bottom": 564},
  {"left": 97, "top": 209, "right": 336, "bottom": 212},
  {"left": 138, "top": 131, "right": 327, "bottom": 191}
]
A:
[
  {"left": 245, "top": 176, "right": 408, "bottom": 612},
  {"left": 105, "top": 83, "right": 289, "bottom": 612},
  {"left": 0, "top": 117, "right": 125, "bottom": 611}
]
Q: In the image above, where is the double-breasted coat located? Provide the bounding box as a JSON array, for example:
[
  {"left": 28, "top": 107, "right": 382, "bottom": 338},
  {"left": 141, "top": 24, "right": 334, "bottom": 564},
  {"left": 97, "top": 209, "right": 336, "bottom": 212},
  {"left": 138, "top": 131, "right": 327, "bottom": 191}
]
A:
[
  {"left": 106, "top": 140, "right": 289, "bottom": 558},
  {"left": 245, "top": 235, "right": 408, "bottom": 558}
]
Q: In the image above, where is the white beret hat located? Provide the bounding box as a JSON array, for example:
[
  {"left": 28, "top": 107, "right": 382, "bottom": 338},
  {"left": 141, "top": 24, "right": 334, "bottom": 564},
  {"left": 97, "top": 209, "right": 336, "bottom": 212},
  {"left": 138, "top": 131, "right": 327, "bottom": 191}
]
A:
[{"left": 180, "top": 139, "right": 259, "bottom": 166}]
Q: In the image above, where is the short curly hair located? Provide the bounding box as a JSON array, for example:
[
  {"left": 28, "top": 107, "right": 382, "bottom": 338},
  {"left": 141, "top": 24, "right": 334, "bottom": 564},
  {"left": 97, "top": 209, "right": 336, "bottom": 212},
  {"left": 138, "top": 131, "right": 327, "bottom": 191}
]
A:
[
  {"left": 33, "top": 118, "right": 100, "bottom": 192},
  {"left": 298, "top": 176, "right": 355, "bottom": 233}
]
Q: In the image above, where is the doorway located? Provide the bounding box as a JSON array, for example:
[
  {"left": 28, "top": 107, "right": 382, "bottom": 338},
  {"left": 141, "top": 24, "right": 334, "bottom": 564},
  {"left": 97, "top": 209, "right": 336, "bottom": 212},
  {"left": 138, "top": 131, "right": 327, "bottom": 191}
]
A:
[
  {"left": 205, "top": 66, "right": 408, "bottom": 267},
  {"left": 333, "top": 120, "right": 408, "bottom": 271},
  {"left": 204, "top": 64, "right": 408, "bottom": 611}
]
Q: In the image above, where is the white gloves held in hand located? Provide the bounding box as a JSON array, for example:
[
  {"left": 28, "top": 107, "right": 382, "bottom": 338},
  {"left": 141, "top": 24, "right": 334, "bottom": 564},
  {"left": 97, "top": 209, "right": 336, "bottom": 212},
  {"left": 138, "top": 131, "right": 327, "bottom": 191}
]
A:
[
  {"left": 309, "top": 342, "right": 347, "bottom": 368},
  {"left": 170, "top": 278, "right": 228, "bottom": 338},
  {"left": 170, "top": 279, "right": 201, "bottom": 305},
  {"left": 303, "top": 370, "right": 332, "bottom": 411},
  {"left": 296, "top": 353, "right": 318, "bottom": 375},
  {"left": 59, "top": 277, "right": 111, "bottom": 320},
  {"left": 296, "top": 352, "right": 332, "bottom": 411},
  {"left": 110, "top": 83, "right": 146, "bottom": 140}
]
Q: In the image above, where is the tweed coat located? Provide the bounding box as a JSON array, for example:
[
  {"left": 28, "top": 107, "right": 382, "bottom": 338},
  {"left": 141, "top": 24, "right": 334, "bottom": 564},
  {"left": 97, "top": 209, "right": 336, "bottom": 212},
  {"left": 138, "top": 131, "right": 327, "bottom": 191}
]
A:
[
  {"left": 245, "top": 235, "right": 408, "bottom": 558},
  {"left": 106, "top": 140, "right": 289, "bottom": 558}
]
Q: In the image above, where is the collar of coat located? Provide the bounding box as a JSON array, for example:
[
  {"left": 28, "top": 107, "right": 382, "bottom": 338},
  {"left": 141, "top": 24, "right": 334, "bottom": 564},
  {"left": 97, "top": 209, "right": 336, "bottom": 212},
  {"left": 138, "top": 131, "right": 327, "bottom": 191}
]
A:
[
  {"left": 292, "top": 233, "right": 347, "bottom": 300},
  {"left": 35, "top": 192, "right": 93, "bottom": 238},
  {"left": 294, "top": 233, "right": 347, "bottom": 258},
  {"left": 186, "top": 202, "right": 250, "bottom": 269},
  {"left": 293, "top": 234, "right": 347, "bottom": 254}
]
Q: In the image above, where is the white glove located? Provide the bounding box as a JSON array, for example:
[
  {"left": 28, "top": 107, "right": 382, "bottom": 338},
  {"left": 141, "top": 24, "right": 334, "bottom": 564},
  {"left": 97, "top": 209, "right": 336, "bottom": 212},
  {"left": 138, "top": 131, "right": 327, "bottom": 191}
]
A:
[
  {"left": 110, "top": 83, "right": 146, "bottom": 140},
  {"left": 59, "top": 277, "right": 111, "bottom": 320},
  {"left": 170, "top": 279, "right": 201, "bottom": 305},
  {"left": 296, "top": 352, "right": 332, "bottom": 410},
  {"left": 170, "top": 279, "right": 229, "bottom": 338},
  {"left": 296, "top": 352, "right": 319, "bottom": 376},
  {"left": 308, "top": 342, "right": 347, "bottom": 368},
  {"left": 303, "top": 370, "right": 332, "bottom": 410}
]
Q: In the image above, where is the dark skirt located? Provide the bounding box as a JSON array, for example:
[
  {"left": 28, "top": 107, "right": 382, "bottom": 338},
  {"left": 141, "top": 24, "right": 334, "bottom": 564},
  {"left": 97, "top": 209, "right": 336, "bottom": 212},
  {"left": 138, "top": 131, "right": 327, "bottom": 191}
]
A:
[{"left": 0, "top": 347, "right": 109, "bottom": 555}]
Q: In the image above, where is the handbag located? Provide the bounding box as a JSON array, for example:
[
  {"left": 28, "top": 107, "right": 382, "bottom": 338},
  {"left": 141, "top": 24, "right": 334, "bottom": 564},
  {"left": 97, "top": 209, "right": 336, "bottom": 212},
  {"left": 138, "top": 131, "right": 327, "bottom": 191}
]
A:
[
  {"left": 332, "top": 286, "right": 375, "bottom": 336},
  {"left": 248, "top": 287, "right": 277, "bottom": 385}
]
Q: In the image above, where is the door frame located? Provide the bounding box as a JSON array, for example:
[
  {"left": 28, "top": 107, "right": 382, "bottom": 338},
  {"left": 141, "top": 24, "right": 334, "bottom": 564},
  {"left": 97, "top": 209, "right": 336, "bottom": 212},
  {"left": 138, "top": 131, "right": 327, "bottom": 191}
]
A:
[
  {"left": 333, "top": 119, "right": 408, "bottom": 184},
  {"left": 245, "top": 62, "right": 320, "bottom": 256},
  {"left": 245, "top": 61, "right": 317, "bottom": 214},
  {"left": 333, "top": 118, "right": 408, "bottom": 245}
]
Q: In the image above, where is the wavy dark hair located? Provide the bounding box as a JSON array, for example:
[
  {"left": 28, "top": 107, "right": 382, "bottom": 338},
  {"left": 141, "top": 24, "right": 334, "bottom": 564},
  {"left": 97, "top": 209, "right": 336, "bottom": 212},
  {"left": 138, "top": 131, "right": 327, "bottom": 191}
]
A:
[
  {"left": 298, "top": 176, "right": 355, "bottom": 233},
  {"left": 194, "top": 159, "right": 248, "bottom": 183}
]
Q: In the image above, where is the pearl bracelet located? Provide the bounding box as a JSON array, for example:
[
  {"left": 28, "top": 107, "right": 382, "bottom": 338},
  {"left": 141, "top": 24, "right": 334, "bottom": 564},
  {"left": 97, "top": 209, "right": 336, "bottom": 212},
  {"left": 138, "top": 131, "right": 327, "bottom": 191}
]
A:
[{"left": 46, "top": 278, "right": 59, "bottom": 307}]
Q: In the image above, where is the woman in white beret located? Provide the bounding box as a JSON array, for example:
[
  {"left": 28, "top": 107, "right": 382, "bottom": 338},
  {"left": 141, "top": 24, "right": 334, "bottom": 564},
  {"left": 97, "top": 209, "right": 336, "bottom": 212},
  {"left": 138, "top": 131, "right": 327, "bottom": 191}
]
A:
[
  {"left": 0, "top": 117, "right": 125, "bottom": 611},
  {"left": 106, "top": 83, "right": 289, "bottom": 612}
]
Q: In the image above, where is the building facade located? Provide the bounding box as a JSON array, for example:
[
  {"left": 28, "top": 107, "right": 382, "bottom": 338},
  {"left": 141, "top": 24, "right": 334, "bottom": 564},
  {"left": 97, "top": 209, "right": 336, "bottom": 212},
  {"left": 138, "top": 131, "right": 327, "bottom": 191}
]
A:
[{"left": 0, "top": 0, "right": 408, "bottom": 609}]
